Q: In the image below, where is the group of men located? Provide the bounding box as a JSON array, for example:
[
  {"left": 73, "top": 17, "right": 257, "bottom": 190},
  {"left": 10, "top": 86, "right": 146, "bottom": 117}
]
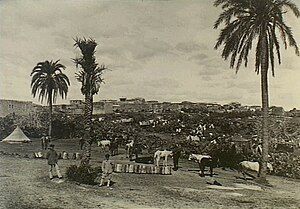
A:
[
  {"left": 44, "top": 136, "right": 182, "bottom": 188},
  {"left": 45, "top": 143, "right": 113, "bottom": 188}
]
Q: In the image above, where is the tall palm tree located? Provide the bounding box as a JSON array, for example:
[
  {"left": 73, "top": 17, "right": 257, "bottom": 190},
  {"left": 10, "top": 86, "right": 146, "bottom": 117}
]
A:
[
  {"left": 73, "top": 37, "right": 106, "bottom": 165},
  {"left": 31, "top": 60, "right": 70, "bottom": 137},
  {"left": 214, "top": 0, "right": 299, "bottom": 183}
]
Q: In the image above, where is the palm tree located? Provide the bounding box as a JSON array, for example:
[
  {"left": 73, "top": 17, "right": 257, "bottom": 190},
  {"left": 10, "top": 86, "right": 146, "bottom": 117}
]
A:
[
  {"left": 214, "top": 0, "right": 299, "bottom": 183},
  {"left": 73, "top": 37, "right": 106, "bottom": 165},
  {"left": 31, "top": 60, "right": 70, "bottom": 137}
]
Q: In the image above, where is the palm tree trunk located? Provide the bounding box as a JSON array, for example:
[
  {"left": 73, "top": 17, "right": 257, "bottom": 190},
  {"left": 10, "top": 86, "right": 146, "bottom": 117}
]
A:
[
  {"left": 48, "top": 92, "right": 53, "bottom": 137},
  {"left": 81, "top": 91, "right": 93, "bottom": 165},
  {"left": 258, "top": 34, "right": 269, "bottom": 183}
]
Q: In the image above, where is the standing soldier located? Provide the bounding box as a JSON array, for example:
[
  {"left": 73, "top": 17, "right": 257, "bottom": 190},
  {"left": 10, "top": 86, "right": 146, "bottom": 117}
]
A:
[
  {"left": 99, "top": 154, "right": 114, "bottom": 187},
  {"left": 41, "top": 135, "right": 45, "bottom": 150},
  {"left": 46, "top": 144, "right": 62, "bottom": 180},
  {"left": 44, "top": 136, "right": 49, "bottom": 150},
  {"left": 172, "top": 144, "right": 182, "bottom": 171}
]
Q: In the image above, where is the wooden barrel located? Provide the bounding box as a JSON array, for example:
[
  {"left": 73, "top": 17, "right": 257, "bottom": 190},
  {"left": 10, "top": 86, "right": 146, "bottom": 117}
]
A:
[
  {"left": 138, "top": 165, "right": 143, "bottom": 174},
  {"left": 75, "top": 153, "right": 81, "bottom": 160},
  {"left": 134, "top": 165, "right": 140, "bottom": 173},
  {"left": 146, "top": 165, "right": 153, "bottom": 174},
  {"left": 62, "top": 152, "right": 69, "bottom": 160},
  {"left": 124, "top": 164, "right": 129, "bottom": 173},
  {"left": 115, "top": 164, "right": 123, "bottom": 173},
  {"left": 139, "top": 165, "right": 147, "bottom": 174},
  {"left": 35, "top": 152, "right": 43, "bottom": 158},
  {"left": 162, "top": 166, "right": 172, "bottom": 175},
  {"left": 154, "top": 166, "right": 161, "bottom": 174},
  {"left": 150, "top": 166, "right": 156, "bottom": 174},
  {"left": 122, "top": 164, "right": 127, "bottom": 173},
  {"left": 128, "top": 164, "right": 134, "bottom": 173}
]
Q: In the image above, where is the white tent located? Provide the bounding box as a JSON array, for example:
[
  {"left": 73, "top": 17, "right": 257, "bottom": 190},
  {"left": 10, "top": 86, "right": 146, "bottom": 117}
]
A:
[{"left": 1, "top": 126, "right": 31, "bottom": 143}]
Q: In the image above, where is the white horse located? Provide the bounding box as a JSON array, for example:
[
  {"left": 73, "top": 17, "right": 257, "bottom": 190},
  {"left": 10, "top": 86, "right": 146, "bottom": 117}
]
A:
[
  {"left": 154, "top": 150, "right": 173, "bottom": 166},
  {"left": 97, "top": 140, "right": 111, "bottom": 148},
  {"left": 186, "top": 135, "right": 200, "bottom": 142},
  {"left": 239, "top": 161, "right": 273, "bottom": 180}
]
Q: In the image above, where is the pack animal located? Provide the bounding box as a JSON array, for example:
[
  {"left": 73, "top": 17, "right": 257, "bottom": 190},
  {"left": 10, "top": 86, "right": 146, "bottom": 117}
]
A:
[
  {"left": 187, "top": 135, "right": 200, "bottom": 142},
  {"left": 154, "top": 150, "right": 173, "bottom": 166},
  {"left": 238, "top": 161, "right": 273, "bottom": 180},
  {"left": 97, "top": 140, "right": 111, "bottom": 148},
  {"left": 188, "top": 154, "right": 214, "bottom": 177}
]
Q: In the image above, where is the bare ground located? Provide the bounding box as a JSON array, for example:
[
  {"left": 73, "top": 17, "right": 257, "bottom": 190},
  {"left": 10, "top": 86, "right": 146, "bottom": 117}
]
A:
[{"left": 0, "top": 139, "right": 300, "bottom": 209}]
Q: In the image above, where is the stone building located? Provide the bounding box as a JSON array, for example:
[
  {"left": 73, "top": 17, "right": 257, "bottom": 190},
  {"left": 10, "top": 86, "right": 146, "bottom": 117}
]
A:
[
  {"left": 0, "top": 99, "right": 44, "bottom": 127},
  {"left": 0, "top": 99, "right": 38, "bottom": 117},
  {"left": 93, "top": 101, "right": 114, "bottom": 114},
  {"left": 270, "top": 106, "right": 285, "bottom": 116}
]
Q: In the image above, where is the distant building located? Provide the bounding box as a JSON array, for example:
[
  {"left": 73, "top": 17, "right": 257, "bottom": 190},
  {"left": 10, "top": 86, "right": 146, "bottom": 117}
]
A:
[
  {"left": 223, "top": 102, "right": 247, "bottom": 112},
  {"left": 0, "top": 99, "right": 44, "bottom": 127},
  {"left": 126, "top": 97, "right": 146, "bottom": 104},
  {"left": 180, "top": 101, "right": 196, "bottom": 110},
  {"left": 229, "top": 102, "right": 242, "bottom": 108},
  {"left": 93, "top": 102, "right": 113, "bottom": 115},
  {"left": 206, "top": 103, "right": 223, "bottom": 112},
  {"left": 147, "top": 100, "right": 159, "bottom": 104},
  {"left": 249, "top": 106, "right": 261, "bottom": 112},
  {"left": 70, "top": 100, "right": 84, "bottom": 105},
  {"left": 0, "top": 99, "right": 39, "bottom": 117},
  {"left": 287, "top": 108, "right": 300, "bottom": 117},
  {"left": 270, "top": 106, "right": 285, "bottom": 116}
]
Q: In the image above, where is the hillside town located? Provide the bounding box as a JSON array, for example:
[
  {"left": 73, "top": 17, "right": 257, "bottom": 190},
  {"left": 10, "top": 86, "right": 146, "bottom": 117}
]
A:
[{"left": 1, "top": 97, "right": 300, "bottom": 119}]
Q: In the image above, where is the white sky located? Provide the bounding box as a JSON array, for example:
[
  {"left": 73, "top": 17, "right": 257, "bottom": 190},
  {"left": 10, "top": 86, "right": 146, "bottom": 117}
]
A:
[{"left": 0, "top": 0, "right": 300, "bottom": 110}]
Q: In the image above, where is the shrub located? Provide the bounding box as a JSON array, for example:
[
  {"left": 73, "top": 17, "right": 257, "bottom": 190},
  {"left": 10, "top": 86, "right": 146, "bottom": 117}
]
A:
[
  {"left": 270, "top": 153, "right": 300, "bottom": 179},
  {"left": 66, "top": 164, "right": 102, "bottom": 185}
]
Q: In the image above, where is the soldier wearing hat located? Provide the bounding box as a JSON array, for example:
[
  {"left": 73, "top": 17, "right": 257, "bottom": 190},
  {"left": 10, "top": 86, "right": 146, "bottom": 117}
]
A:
[{"left": 46, "top": 144, "right": 62, "bottom": 180}]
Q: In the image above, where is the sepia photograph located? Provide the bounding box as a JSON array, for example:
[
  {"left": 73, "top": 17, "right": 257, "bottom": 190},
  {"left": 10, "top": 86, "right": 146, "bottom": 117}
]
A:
[{"left": 0, "top": 0, "right": 300, "bottom": 208}]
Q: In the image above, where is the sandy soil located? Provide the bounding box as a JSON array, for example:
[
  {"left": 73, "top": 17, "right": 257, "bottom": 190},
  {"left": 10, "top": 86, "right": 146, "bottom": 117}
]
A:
[{"left": 1, "top": 139, "right": 300, "bottom": 209}]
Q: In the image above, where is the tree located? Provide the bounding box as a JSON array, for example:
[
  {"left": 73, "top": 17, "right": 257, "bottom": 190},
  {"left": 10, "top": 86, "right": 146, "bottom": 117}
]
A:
[
  {"left": 214, "top": 0, "right": 299, "bottom": 183},
  {"left": 73, "top": 37, "right": 106, "bottom": 165},
  {"left": 31, "top": 60, "right": 70, "bottom": 137}
]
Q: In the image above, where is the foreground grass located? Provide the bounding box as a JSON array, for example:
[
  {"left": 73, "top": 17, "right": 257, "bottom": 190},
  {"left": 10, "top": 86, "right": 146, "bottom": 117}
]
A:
[
  {"left": 0, "top": 139, "right": 300, "bottom": 209},
  {"left": 1, "top": 153, "right": 300, "bottom": 209}
]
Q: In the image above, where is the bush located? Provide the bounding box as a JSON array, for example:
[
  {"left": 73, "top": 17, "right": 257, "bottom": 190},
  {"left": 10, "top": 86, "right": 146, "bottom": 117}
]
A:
[
  {"left": 66, "top": 165, "right": 102, "bottom": 185},
  {"left": 270, "top": 153, "right": 300, "bottom": 179}
]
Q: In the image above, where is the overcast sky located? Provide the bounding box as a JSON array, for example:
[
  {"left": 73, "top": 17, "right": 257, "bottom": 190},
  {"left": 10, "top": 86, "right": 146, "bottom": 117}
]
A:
[{"left": 1, "top": 0, "right": 300, "bottom": 110}]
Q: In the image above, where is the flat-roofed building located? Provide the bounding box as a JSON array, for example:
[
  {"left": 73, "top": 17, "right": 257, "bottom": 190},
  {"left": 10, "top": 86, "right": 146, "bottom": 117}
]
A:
[{"left": 0, "top": 99, "right": 38, "bottom": 117}]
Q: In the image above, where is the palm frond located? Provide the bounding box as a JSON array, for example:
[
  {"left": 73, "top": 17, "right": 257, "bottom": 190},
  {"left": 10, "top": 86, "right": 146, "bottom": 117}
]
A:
[
  {"left": 214, "top": 0, "right": 299, "bottom": 77},
  {"left": 30, "top": 60, "right": 69, "bottom": 104}
]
